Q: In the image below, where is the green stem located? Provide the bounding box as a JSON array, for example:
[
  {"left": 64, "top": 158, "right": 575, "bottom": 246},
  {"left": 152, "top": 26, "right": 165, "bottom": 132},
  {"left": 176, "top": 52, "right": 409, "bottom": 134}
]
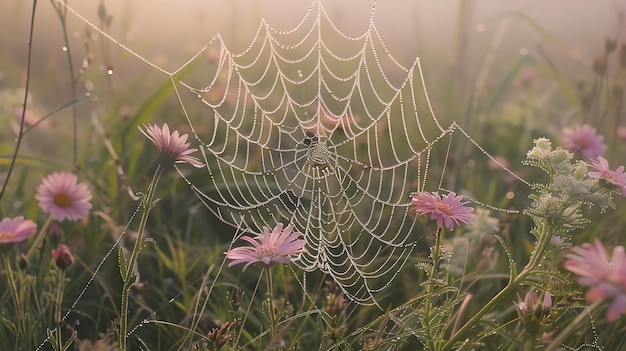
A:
[
  {"left": 50, "top": 0, "right": 78, "bottom": 165},
  {"left": 444, "top": 222, "right": 551, "bottom": 350},
  {"left": 119, "top": 166, "right": 162, "bottom": 351},
  {"left": 2, "top": 253, "right": 25, "bottom": 349},
  {"left": 25, "top": 216, "right": 53, "bottom": 259},
  {"left": 53, "top": 270, "right": 65, "bottom": 351},
  {"left": 266, "top": 267, "right": 277, "bottom": 341},
  {"left": 423, "top": 227, "right": 443, "bottom": 351}
]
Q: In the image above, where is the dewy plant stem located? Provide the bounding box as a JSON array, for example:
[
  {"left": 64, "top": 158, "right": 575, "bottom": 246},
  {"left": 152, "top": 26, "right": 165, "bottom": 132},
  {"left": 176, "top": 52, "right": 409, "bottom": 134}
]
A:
[
  {"left": 119, "top": 166, "right": 162, "bottom": 351},
  {"left": 444, "top": 222, "right": 552, "bottom": 350}
]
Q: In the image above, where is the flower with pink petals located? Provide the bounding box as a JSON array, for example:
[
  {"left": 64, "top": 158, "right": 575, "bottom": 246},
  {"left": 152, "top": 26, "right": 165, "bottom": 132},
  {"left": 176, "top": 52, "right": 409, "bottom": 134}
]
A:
[
  {"left": 0, "top": 216, "right": 37, "bottom": 245},
  {"left": 564, "top": 239, "right": 626, "bottom": 322},
  {"left": 411, "top": 192, "right": 476, "bottom": 231},
  {"left": 515, "top": 290, "right": 552, "bottom": 316},
  {"left": 562, "top": 124, "right": 607, "bottom": 160},
  {"left": 35, "top": 172, "right": 92, "bottom": 222},
  {"left": 140, "top": 123, "right": 203, "bottom": 168},
  {"left": 588, "top": 156, "right": 626, "bottom": 196},
  {"left": 226, "top": 223, "right": 306, "bottom": 271}
]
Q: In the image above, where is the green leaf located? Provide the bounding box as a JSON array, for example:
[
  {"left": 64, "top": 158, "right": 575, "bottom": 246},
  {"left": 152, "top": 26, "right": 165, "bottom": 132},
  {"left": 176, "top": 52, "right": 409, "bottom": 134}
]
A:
[
  {"left": 46, "top": 329, "right": 58, "bottom": 348},
  {"left": 62, "top": 330, "right": 77, "bottom": 351},
  {"left": 118, "top": 247, "right": 128, "bottom": 278},
  {"left": 495, "top": 235, "right": 517, "bottom": 281}
]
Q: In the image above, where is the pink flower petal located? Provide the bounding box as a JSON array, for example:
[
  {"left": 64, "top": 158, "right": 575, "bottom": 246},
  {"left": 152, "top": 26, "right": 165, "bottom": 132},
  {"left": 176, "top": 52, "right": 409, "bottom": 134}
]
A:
[{"left": 226, "top": 223, "right": 307, "bottom": 271}]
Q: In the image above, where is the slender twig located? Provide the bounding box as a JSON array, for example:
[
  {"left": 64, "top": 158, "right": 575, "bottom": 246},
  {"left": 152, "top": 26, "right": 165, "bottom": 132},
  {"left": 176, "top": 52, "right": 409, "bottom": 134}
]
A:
[{"left": 0, "top": 0, "right": 38, "bottom": 203}]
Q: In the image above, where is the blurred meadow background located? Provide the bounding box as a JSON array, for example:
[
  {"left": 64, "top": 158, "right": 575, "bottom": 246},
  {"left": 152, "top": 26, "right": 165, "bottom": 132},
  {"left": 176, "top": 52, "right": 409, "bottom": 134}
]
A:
[{"left": 1, "top": 0, "right": 626, "bottom": 350}]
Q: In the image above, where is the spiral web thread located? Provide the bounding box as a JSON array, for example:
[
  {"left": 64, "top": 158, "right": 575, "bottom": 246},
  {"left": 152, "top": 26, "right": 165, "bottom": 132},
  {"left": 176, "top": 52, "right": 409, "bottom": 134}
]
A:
[{"left": 53, "top": 0, "right": 525, "bottom": 306}]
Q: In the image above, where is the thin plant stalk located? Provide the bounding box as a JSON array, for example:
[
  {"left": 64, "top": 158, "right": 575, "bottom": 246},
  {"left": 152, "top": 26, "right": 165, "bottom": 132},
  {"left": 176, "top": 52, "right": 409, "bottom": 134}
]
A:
[
  {"left": 25, "top": 216, "right": 53, "bottom": 259},
  {"left": 266, "top": 267, "right": 277, "bottom": 341},
  {"left": 0, "top": 0, "right": 38, "bottom": 203},
  {"left": 2, "top": 253, "right": 27, "bottom": 350},
  {"left": 52, "top": 270, "right": 65, "bottom": 351},
  {"left": 118, "top": 166, "right": 162, "bottom": 351},
  {"left": 49, "top": 0, "right": 79, "bottom": 165},
  {"left": 423, "top": 227, "right": 443, "bottom": 350}
]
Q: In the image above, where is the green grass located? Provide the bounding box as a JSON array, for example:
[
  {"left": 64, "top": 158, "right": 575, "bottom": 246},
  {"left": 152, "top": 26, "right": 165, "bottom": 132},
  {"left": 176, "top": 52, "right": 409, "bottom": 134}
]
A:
[{"left": 1, "top": 1, "right": 625, "bottom": 350}]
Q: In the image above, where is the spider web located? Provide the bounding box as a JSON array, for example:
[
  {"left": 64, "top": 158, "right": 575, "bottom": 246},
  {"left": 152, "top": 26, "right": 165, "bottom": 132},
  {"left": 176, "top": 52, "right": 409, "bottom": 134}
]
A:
[
  {"left": 53, "top": 0, "right": 523, "bottom": 306},
  {"left": 178, "top": 0, "right": 456, "bottom": 306}
]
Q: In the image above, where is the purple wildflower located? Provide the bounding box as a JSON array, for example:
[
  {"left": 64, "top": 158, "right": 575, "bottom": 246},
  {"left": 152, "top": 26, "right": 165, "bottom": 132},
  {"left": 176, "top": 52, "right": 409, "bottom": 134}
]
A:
[
  {"left": 226, "top": 223, "right": 306, "bottom": 271},
  {"left": 588, "top": 156, "right": 626, "bottom": 196},
  {"left": 140, "top": 123, "right": 203, "bottom": 167},
  {"left": 411, "top": 192, "right": 476, "bottom": 231},
  {"left": 564, "top": 239, "right": 626, "bottom": 322},
  {"left": 562, "top": 124, "right": 606, "bottom": 160},
  {"left": 0, "top": 216, "right": 37, "bottom": 245},
  {"left": 35, "top": 172, "right": 92, "bottom": 222}
]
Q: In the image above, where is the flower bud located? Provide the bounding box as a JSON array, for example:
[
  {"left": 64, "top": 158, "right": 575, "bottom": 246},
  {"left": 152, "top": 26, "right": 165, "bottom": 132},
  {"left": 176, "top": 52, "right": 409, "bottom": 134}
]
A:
[
  {"left": 542, "top": 291, "right": 552, "bottom": 310},
  {"left": 51, "top": 244, "right": 74, "bottom": 270},
  {"left": 47, "top": 222, "right": 64, "bottom": 247},
  {"left": 17, "top": 252, "right": 29, "bottom": 270},
  {"left": 515, "top": 291, "right": 537, "bottom": 316}
]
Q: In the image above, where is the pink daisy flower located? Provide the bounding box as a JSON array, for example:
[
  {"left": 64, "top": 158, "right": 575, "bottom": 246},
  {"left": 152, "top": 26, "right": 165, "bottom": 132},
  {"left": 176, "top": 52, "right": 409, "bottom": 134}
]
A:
[
  {"left": 226, "top": 223, "right": 307, "bottom": 271},
  {"left": 35, "top": 172, "right": 92, "bottom": 222},
  {"left": 411, "top": 192, "right": 476, "bottom": 231},
  {"left": 588, "top": 156, "right": 626, "bottom": 196},
  {"left": 562, "top": 124, "right": 607, "bottom": 160},
  {"left": 0, "top": 216, "right": 37, "bottom": 244},
  {"left": 140, "top": 123, "right": 203, "bottom": 168},
  {"left": 564, "top": 239, "right": 626, "bottom": 322}
]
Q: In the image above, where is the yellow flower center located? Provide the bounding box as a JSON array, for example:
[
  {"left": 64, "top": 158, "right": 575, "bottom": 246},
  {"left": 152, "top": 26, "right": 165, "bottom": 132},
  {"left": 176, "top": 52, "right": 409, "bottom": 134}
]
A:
[
  {"left": 257, "top": 246, "right": 278, "bottom": 258},
  {"left": 0, "top": 231, "right": 15, "bottom": 241},
  {"left": 54, "top": 192, "right": 73, "bottom": 208},
  {"left": 435, "top": 202, "right": 452, "bottom": 215}
]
